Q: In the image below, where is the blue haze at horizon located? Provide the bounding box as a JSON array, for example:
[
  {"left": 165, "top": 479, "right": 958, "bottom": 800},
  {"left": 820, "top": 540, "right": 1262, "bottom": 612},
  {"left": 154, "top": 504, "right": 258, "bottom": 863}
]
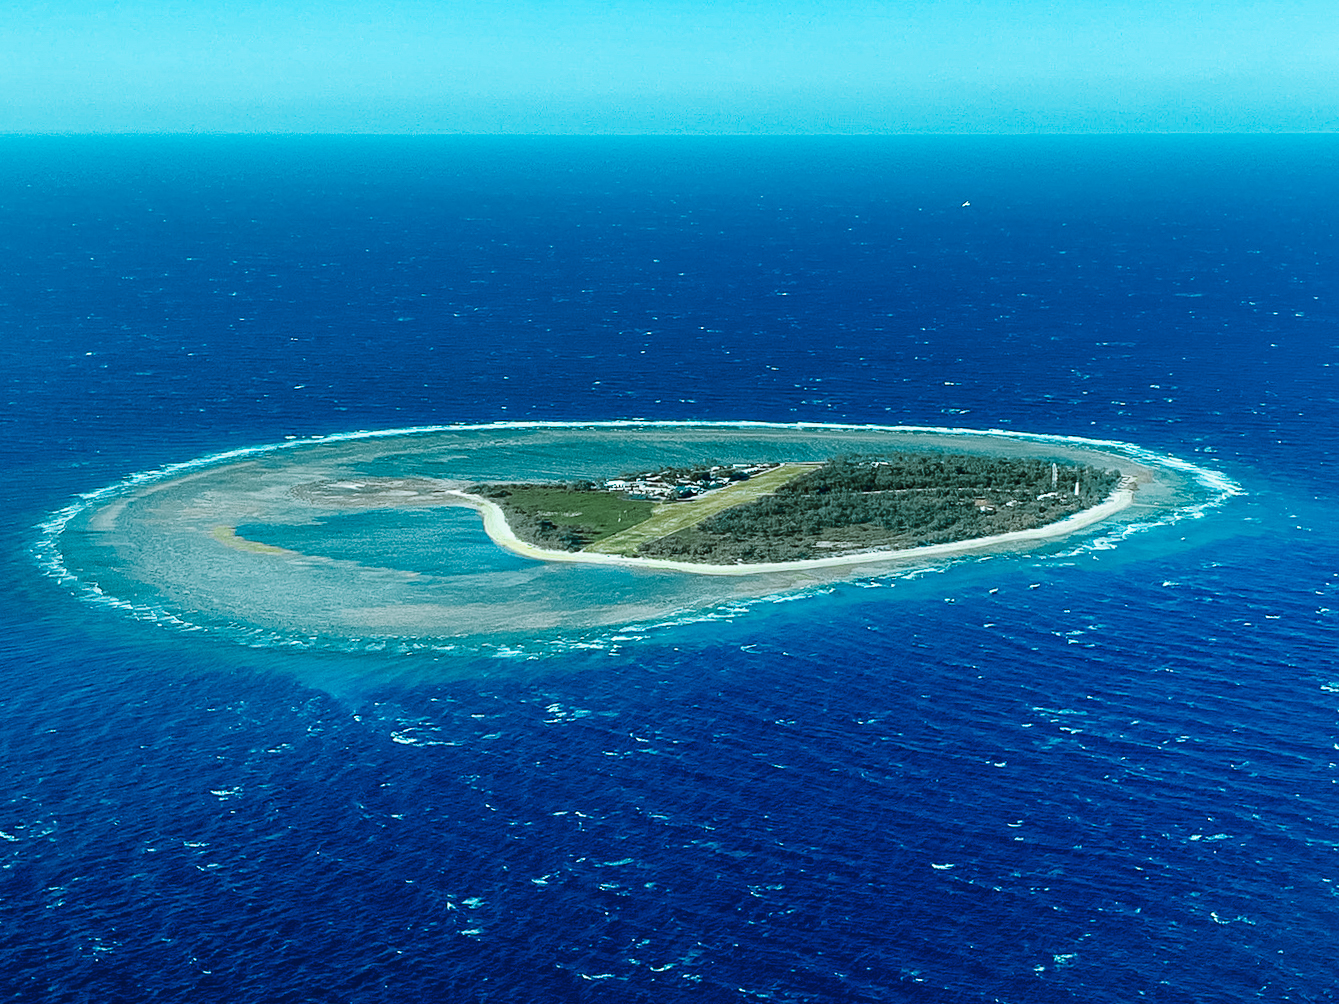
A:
[
  {"left": 0, "top": 136, "right": 1337, "bottom": 1001},
  {"left": 6, "top": 0, "right": 1339, "bottom": 133}
]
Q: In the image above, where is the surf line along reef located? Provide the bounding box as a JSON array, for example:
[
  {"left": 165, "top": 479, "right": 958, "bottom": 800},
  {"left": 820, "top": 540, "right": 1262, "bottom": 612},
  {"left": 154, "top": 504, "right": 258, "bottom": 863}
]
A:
[
  {"left": 52, "top": 424, "right": 1201, "bottom": 645},
  {"left": 445, "top": 452, "right": 1137, "bottom": 577}
]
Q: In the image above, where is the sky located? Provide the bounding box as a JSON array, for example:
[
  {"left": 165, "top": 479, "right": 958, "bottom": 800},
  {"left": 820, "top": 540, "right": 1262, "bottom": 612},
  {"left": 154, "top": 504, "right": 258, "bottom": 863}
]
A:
[{"left": 3, "top": 0, "right": 1337, "bottom": 134}]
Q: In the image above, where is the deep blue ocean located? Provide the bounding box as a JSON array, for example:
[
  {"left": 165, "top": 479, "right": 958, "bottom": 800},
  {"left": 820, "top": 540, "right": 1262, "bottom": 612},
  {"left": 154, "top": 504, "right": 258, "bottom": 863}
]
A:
[{"left": 1, "top": 136, "right": 1337, "bottom": 1002}]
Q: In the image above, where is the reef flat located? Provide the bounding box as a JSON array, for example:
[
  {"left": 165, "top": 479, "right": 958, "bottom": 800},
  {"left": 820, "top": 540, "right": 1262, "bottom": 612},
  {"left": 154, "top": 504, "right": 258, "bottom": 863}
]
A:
[{"left": 43, "top": 422, "right": 1214, "bottom": 648}]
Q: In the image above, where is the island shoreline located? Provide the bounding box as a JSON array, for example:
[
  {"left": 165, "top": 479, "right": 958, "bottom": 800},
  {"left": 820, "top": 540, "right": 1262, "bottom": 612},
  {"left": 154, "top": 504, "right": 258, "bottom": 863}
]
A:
[{"left": 446, "top": 488, "right": 1135, "bottom": 577}]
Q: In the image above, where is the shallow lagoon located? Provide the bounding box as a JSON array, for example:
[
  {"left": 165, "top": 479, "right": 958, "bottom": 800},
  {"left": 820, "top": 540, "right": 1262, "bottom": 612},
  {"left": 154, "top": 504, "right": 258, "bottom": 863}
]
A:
[{"left": 44, "top": 422, "right": 1234, "bottom": 652}]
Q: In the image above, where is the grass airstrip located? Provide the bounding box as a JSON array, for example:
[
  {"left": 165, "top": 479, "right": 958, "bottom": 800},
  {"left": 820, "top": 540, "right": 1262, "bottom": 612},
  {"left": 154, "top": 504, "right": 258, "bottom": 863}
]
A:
[
  {"left": 476, "top": 486, "right": 656, "bottom": 545},
  {"left": 585, "top": 463, "right": 821, "bottom": 556}
]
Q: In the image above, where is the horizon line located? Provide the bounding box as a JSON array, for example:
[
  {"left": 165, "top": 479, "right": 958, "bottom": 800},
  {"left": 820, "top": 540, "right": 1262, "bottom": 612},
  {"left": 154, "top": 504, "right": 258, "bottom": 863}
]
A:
[{"left": 2, "top": 130, "right": 1337, "bottom": 138}]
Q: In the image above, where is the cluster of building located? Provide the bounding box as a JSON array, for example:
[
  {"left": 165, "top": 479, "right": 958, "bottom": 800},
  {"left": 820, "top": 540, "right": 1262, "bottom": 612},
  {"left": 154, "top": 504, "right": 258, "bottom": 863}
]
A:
[{"left": 602, "top": 464, "right": 775, "bottom": 500}]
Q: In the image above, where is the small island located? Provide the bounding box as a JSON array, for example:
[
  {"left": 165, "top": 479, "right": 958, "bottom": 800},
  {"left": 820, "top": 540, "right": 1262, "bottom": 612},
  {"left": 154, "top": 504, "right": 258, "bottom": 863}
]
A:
[
  {"left": 468, "top": 451, "right": 1131, "bottom": 568},
  {"left": 58, "top": 422, "right": 1204, "bottom": 642}
]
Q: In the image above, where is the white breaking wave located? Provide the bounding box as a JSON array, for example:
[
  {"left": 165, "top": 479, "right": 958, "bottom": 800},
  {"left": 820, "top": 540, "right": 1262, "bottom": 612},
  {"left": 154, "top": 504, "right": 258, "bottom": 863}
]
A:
[{"left": 32, "top": 421, "right": 1242, "bottom": 655}]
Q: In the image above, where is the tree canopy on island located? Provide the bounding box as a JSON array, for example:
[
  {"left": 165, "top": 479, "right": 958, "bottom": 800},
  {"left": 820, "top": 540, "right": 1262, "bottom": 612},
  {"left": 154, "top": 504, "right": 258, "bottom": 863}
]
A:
[
  {"left": 638, "top": 452, "right": 1120, "bottom": 562},
  {"left": 479, "top": 451, "right": 1122, "bottom": 562}
]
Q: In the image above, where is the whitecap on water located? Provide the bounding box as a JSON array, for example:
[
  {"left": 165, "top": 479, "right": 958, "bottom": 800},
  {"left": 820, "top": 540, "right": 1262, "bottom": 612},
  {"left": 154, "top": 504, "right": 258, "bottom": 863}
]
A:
[{"left": 40, "top": 421, "right": 1237, "bottom": 654}]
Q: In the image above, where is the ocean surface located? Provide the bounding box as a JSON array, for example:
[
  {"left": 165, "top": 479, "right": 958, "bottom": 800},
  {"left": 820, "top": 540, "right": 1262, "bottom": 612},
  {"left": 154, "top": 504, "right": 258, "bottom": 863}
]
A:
[{"left": 1, "top": 135, "right": 1336, "bottom": 1002}]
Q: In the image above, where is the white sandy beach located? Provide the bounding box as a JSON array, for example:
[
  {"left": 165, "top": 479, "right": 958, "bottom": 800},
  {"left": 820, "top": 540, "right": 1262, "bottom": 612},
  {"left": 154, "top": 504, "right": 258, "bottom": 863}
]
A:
[{"left": 446, "top": 488, "right": 1135, "bottom": 577}]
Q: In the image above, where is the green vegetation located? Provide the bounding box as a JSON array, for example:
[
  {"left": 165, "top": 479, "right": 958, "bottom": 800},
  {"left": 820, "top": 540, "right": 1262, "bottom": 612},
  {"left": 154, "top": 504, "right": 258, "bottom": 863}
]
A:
[
  {"left": 471, "top": 484, "right": 655, "bottom": 551},
  {"left": 637, "top": 453, "right": 1121, "bottom": 563},
  {"left": 476, "top": 452, "right": 1122, "bottom": 563},
  {"left": 586, "top": 463, "right": 820, "bottom": 555}
]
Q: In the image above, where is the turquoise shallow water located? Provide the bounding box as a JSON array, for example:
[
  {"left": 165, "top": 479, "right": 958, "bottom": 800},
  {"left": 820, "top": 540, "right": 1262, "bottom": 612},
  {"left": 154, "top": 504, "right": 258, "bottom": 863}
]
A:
[{"left": 46, "top": 422, "right": 1232, "bottom": 653}]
